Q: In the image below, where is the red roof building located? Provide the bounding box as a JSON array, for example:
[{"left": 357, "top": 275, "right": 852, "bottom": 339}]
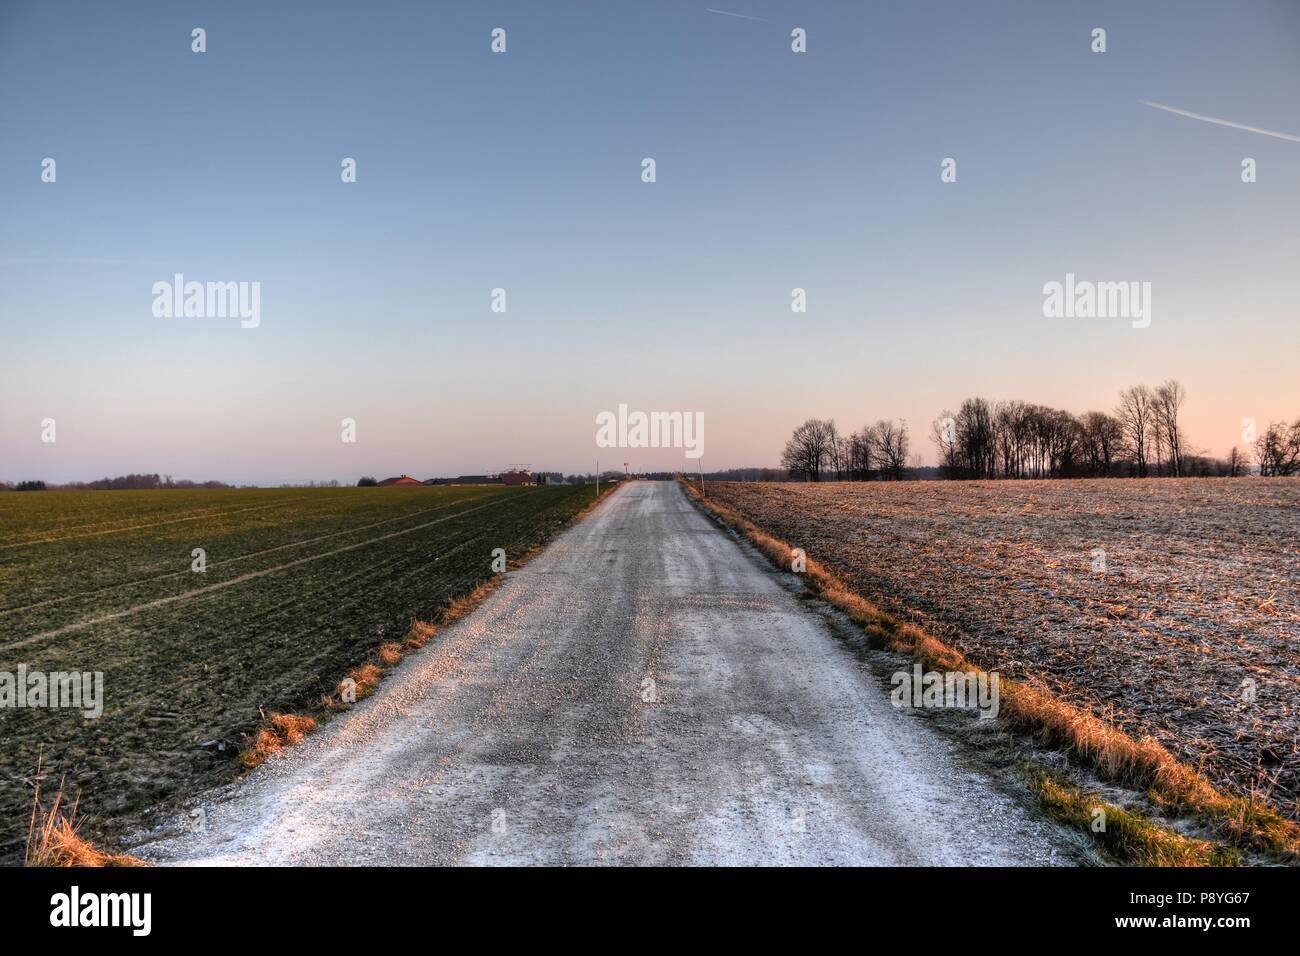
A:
[{"left": 376, "top": 474, "right": 422, "bottom": 487}]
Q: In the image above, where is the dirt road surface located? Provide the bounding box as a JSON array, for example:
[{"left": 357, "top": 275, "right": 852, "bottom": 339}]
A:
[{"left": 139, "top": 481, "right": 1071, "bottom": 865}]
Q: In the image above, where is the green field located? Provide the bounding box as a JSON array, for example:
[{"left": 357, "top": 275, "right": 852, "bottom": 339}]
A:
[{"left": 0, "top": 484, "right": 603, "bottom": 861}]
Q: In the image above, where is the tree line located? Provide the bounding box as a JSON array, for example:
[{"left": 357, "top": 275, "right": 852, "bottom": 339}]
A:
[
  {"left": 781, "top": 418, "right": 911, "bottom": 481},
  {"left": 0, "top": 473, "right": 233, "bottom": 491},
  {"left": 779, "top": 381, "right": 1300, "bottom": 481}
]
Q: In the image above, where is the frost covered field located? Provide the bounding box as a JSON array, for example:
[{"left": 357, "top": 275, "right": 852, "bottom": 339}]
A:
[{"left": 707, "top": 478, "right": 1300, "bottom": 816}]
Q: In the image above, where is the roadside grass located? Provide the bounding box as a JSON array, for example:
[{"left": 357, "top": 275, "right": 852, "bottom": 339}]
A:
[
  {"left": 403, "top": 621, "right": 438, "bottom": 649},
  {"left": 25, "top": 781, "right": 144, "bottom": 868},
  {"left": 1029, "top": 771, "right": 1239, "bottom": 867},
  {"left": 240, "top": 713, "right": 319, "bottom": 770},
  {"left": 679, "top": 476, "right": 1298, "bottom": 864}
]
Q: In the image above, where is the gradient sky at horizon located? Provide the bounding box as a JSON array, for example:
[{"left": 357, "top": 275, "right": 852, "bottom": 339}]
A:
[{"left": 2, "top": 0, "right": 1298, "bottom": 483}]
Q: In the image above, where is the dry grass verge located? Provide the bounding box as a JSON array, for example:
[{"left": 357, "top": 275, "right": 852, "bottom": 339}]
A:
[
  {"left": 679, "top": 477, "right": 1299, "bottom": 862},
  {"left": 25, "top": 782, "right": 145, "bottom": 868},
  {"left": 240, "top": 712, "right": 319, "bottom": 770},
  {"left": 1030, "top": 771, "right": 1239, "bottom": 866}
]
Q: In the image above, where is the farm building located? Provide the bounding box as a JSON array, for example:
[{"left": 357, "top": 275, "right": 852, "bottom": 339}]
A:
[
  {"left": 424, "top": 475, "right": 498, "bottom": 486},
  {"left": 376, "top": 475, "right": 422, "bottom": 487},
  {"left": 423, "top": 470, "right": 536, "bottom": 486}
]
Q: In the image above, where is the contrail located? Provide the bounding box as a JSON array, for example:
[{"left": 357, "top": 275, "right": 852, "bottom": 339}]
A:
[
  {"left": 705, "top": 8, "right": 778, "bottom": 23},
  {"left": 1139, "top": 100, "right": 1300, "bottom": 144}
]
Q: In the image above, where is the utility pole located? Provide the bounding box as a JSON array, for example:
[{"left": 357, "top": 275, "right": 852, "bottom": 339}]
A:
[{"left": 595, "top": 460, "right": 599, "bottom": 498}]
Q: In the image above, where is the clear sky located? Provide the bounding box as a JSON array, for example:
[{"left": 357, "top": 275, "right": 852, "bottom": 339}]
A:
[{"left": 2, "top": 0, "right": 1297, "bottom": 483}]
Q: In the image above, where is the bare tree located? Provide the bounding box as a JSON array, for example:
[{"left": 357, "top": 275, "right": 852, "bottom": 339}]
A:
[
  {"left": 994, "top": 400, "right": 1032, "bottom": 478},
  {"left": 1153, "top": 379, "right": 1187, "bottom": 477},
  {"left": 1078, "top": 411, "right": 1126, "bottom": 477},
  {"left": 1254, "top": 419, "right": 1300, "bottom": 476},
  {"left": 1226, "top": 446, "right": 1245, "bottom": 478},
  {"left": 961, "top": 398, "right": 997, "bottom": 479},
  {"left": 837, "top": 434, "right": 854, "bottom": 480},
  {"left": 825, "top": 422, "right": 846, "bottom": 480},
  {"left": 870, "top": 419, "right": 910, "bottom": 480},
  {"left": 931, "top": 411, "right": 961, "bottom": 478},
  {"left": 847, "top": 426, "right": 875, "bottom": 480},
  {"left": 781, "top": 419, "right": 837, "bottom": 481},
  {"left": 1115, "top": 385, "right": 1155, "bottom": 477},
  {"left": 933, "top": 398, "right": 997, "bottom": 479},
  {"left": 1043, "top": 408, "right": 1083, "bottom": 477}
]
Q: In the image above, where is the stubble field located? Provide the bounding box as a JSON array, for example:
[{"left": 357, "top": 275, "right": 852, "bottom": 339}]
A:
[
  {"left": 0, "top": 484, "right": 601, "bottom": 862},
  {"left": 705, "top": 478, "right": 1300, "bottom": 818}
]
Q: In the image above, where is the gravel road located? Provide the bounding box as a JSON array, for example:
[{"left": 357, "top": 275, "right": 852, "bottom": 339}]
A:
[{"left": 139, "top": 480, "right": 1071, "bottom": 866}]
